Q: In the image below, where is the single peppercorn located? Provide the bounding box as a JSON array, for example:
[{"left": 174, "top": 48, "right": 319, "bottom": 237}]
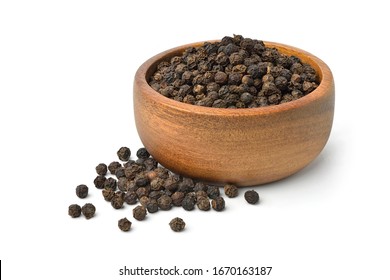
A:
[
  {"left": 117, "top": 177, "right": 129, "bottom": 192},
  {"left": 133, "top": 205, "right": 147, "bottom": 221},
  {"left": 139, "top": 196, "right": 149, "bottom": 207},
  {"left": 81, "top": 203, "right": 96, "bottom": 219},
  {"left": 182, "top": 194, "right": 196, "bottom": 211},
  {"left": 118, "top": 217, "right": 132, "bottom": 232},
  {"left": 169, "top": 217, "right": 186, "bottom": 232},
  {"left": 194, "top": 182, "right": 208, "bottom": 192},
  {"left": 104, "top": 177, "right": 117, "bottom": 190},
  {"left": 68, "top": 204, "right": 81, "bottom": 218},
  {"left": 93, "top": 175, "right": 106, "bottom": 189},
  {"left": 136, "top": 148, "right": 150, "bottom": 159},
  {"left": 102, "top": 188, "right": 115, "bottom": 201},
  {"left": 224, "top": 184, "right": 238, "bottom": 198},
  {"left": 150, "top": 177, "right": 164, "bottom": 191},
  {"left": 108, "top": 161, "right": 121, "bottom": 174},
  {"left": 124, "top": 191, "right": 138, "bottom": 205},
  {"left": 111, "top": 192, "right": 124, "bottom": 209},
  {"left": 244, "top": 190, "right": 259, "bottom": 204},
  {"left": 75, "top": 184, "right": 88, "bottom": 198},
  {"left": 197, "top": 196, "right": 211, "bottom": 211},
  {"left": 146, "top": 199, "right": 159, "bottom": 213},
  {"left": 207, "top": 185, "right": 220, "bottom": 199},
  {"left": 135, "top": 177, "right": 149, "bottom": 187},
  {"left": 158, "top": 194, "right": 172, "bottom": 210},
  {"left": 212, "top": 197, "right": 225, "bottom": 211},
  {"left": 136, "top": 187, "right": 149, "bottom": 199},
  {"left": 117, "top": 147, "right": 131, "bottom": 161},
  {"left": 115, "top": 167, "right": 126, "bottom": 179},
  {"left": 143, "top": 158, "right": 158, "bottom": 171},
  {"left": 171, "top": 191, "right": 185, "bottom": 206},
  {"left": 95, "top": 163, "right": 107, "bottom": 176},
  {"left": 195, "top": 190, "right": 208, "bottom": 198}
]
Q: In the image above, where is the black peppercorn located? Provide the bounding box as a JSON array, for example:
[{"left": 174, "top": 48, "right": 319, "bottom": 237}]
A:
[
  {"left": 104, "top": 177, "right": 117, "bottom": 190},
  {"left": 146, "top": 199, "right": 159, "bottom": 213},
  {"left": 81, "top": 203, "right": 96, "bottom": 219},
  {"left": 93, "top": 175, "right": 106, "bottom": 189},
  {"left": 149, "top": 35, "right": 318, "bottom": 108},
  {"left": 108, "top": 161, "right": 121, "bottom": 175},
  {"left": 102, "top": 188, "right": 115, "bottom": 201},
  {"left": 139, "top": 196, "right": 149, "bottom": 207},
  {"left": 135, "top": 177, "right": 149, "bottom": 187},
  {"left": 76, "top": 184, "right": 88, "bottom": 198},
  {"left": 171, "top": 191, "right": 185, "bottom": 206},
  {"left": 207, "top": 185, "right": 220, "bottom": 199},
  {"left": 181, "top": 194, "right": 196, "bottom": 211},
  {"left": 158, "top": 194, "right": 172, "bottom": 210},
  {"left": 68, "top": 204, "right": 81, "bottom": 218},
  {"left": 136, "top": 187, "right": 149, "bottom": 199},
  {"left": 244, "top": 190, "right": 259, "bottom": 204},
  {"left": 194, "top": 182, "right": 208, "bottom": 192},
  {"left": 133, "top": 206, "right": 147, "bottom": 221},
  {"left": 118, "top": 217, "right": 132, "bottom": 232},
  {"left": 117, "top": 177, "right": 129, "bottom": 192},
  {"left": 136, "top": 147, "right": 150, "bottom": 159},
  {"left": 117, "top": 147, "right": 131, "bottom": 161},
  {"left": 115, "top": 167, "right": 126, "bottom": 179},
  {"left": 224, "top": 184, "right": 238, "bottom": 198},
  {"left": 197, "top": 196, "right": 210, "bottom": 211},
  {"left": 111, "top": 192, "right": 124, "bottom": 209},
  {"left": 169, "top": 217, "right": 186, "bottom": 232},
  {"left": 124, "top": 191, "right": 138, "bottom": 205},
  {"left": 95, "top": 163, "right": 107, "bottom": 176},
  {"left": 211, "top": 197, "right": 225, "bottom": 211}
]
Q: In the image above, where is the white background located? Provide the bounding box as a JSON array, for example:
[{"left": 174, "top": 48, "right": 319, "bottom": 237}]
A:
[{"left": 0, "top": 1, "right": 389, "bottom": 279}]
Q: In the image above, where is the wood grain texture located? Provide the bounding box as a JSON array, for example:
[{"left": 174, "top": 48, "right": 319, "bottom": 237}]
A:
[{"left": 133, "top": 41, "right": 335, "bottom": 186}]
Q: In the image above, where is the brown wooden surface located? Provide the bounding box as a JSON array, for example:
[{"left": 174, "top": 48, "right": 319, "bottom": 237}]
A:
[{"left": 133, "top": 41, "right": 335, "bottom": 186}]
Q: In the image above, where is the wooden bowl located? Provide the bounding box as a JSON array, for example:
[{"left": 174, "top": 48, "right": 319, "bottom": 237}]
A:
[{"left": 133, "top": 41, "right": 335, "bottom": 186}]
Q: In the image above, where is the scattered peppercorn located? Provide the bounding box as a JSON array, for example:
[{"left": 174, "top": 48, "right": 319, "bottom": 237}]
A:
[
  {"left": 104, "top": 177, "right": 117, "bottom": 190},
  {"left": 118, "top": 217, "right": 132, "bottom": 232},
  {"left": 68, "top": 204, "right": 81, "bottom": 218},
  {"left": 117, "top": 147, "right": 131, "bottom": 161},
  {"left": 75, "top": 184, "right": 88, "bottom": 198},
  {"left": 124, "top": 191, "right": 138, "bottom": 205},
  {"left": 93, "top": 175, "right": 106, "bottom": 189},
  {"left": 197, "top": 196, "right": 211, "bottom": 211},
  {"left": 158, "top": 194, "right": 172, "bottom": 210},
  {"left": 81, "top": 203, "right": 96, "bottom": 219},
  {"left": 95, "top": 163, "right": 107, "bottom": 176},
  {"left": 212, "top": 197, "right": 225, "bottom": 211},
  {"left": 146, "top": 199, "right": 159, "bottom": 213},
  {"left": 136, "top": 148, "right": 150, "bottom": 159},
  {"left": 244, "top": 190, "right": 259, "bottom": 204},
  {"left": 133, "top": 205, "right": 147, "bottom": 221},
  {"left": 224, "top": 184, "right": 238, "bottom": 198},
  {"left": 182, "top": 194, "right": 196, "bottom": 211},
  {"left": 108, "top": 161, "right": 121, "bottom": 174},
  {"left": 70, "top": 145, "right": 266, "bottom": 232},
  {"left": 207, "top": 185, "right": 220, "bottom": 199},
  {"left": 102, "top": 188, "right": 115, "bottom": 201},
  {"left": 171, "top": 191, "right": 185, "bottom": 206},
  {"left": 111, "top": 192, "right": 124, "bottom": 209},
  {"left": 169, "top": 217, "right": 186, "bottom": 232}
]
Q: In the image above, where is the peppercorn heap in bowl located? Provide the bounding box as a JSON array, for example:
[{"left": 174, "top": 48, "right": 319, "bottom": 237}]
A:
[{"left": 133, "top": 35, "right": 334, "bottom": 186}]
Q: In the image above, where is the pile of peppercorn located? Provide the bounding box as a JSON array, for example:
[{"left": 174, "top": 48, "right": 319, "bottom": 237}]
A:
[
  {"left": 68, "top": 146, "right": 259, "bottom": 232},
  {"left": 149, "top": 34, "right": 319, "bottom": 108}
]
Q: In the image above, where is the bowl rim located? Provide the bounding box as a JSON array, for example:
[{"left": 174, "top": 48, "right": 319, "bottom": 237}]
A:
[{"left": 134, "top": 40, "right": 334, "bottom": 117}]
